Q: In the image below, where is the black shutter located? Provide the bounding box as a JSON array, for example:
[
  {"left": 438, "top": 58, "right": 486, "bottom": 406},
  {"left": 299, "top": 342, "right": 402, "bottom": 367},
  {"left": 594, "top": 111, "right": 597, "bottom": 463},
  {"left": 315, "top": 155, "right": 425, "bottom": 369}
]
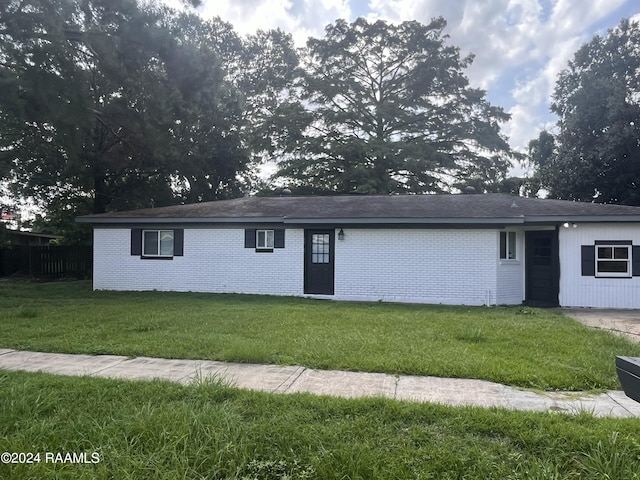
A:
[
  {"left": 581, "top": 245, "right": 595, "bottom": 276},
  {"left": 131, "top": 228, "right": 142, "bottom": 256},
  {"left": 633, "top": 246, "right": 640, "bottom": 277},
  {"left": 245, "top": 229, "right": 256, "bottom": 248},
  {"left": 274, "top": 229, "right": 285, "bottom": 248},
  {"left": 173, "top": 229, "right": 184, "bottom": 256}
]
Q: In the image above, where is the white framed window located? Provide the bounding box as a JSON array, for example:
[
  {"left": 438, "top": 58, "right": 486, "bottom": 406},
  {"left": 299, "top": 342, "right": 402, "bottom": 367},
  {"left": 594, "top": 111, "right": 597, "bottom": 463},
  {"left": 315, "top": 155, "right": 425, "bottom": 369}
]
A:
[
  {"left": 596, "top": 245, "right": 631, "bottom": 277},
  {"left": 143, "top": 230, "right": 174, "bottom": 257},
  {"left": 499, "top": 231, "right": 517, "bottom": 260},
  {"left": 256, "top": 229, "right": 274, "bottom": 250}
]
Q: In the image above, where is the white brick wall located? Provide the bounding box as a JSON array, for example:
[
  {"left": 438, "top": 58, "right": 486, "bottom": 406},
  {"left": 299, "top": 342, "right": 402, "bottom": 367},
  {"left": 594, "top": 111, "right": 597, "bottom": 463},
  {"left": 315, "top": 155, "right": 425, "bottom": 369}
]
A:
[
  {"left": 333, "top": 229, "right": 498, "bottom": 305},
  {"left": 93, "top": 228, "right": 303, "bottom": 296},
  {"left": 92, "top": 223, "right": 640, "bottom": 308},
  {"left": 559, "top": 224, "right": 640, "bottom": 308},
  {"left": 93, "top": 226, "right": 526, "bottom": 306}
]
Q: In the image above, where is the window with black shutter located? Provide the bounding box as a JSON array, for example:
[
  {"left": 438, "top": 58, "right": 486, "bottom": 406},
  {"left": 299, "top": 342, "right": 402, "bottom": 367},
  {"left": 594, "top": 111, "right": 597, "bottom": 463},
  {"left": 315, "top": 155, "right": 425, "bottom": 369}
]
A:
[
  {"left": 131, "top": 228, "right": 183, "bottom": 258},
  {"left": 582, "top": 241, "right": 637, "bottom": 278},
  {"left": 244, "top": 228, "right": 285, "bottom": 251}
]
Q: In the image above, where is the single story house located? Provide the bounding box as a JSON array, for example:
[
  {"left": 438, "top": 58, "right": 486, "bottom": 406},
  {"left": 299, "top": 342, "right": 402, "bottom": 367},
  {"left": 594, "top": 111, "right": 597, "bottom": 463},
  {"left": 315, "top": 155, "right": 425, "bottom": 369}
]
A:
[{"left": 76, "top": 193, "right": 640, "bottom": 308}]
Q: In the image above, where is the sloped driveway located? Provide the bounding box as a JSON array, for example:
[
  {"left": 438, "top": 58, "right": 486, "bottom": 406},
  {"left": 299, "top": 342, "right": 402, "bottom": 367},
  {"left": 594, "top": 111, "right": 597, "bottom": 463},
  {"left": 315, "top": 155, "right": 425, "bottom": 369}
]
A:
[{"left": 560, "top": 308, "right": 640, "bottom": 343}]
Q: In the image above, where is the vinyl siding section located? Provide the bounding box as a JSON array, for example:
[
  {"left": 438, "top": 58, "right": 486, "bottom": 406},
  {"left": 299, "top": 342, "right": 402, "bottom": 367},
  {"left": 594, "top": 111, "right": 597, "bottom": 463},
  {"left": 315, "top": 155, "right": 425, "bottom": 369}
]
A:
[
  {"left": 559, "top": 224, "right": 640, "bottom": 308},
  {"left": 496, "top": 230, "right": 524, "bottom": 305},
  {"left": 333, "top": 229, "right": 499, "bottom": 305},
  {"left": 93, "top": 228, "right": 303, "bottom": 296},
  {"left": 496, "top": 262, "right": 523, "bottom": 305}
]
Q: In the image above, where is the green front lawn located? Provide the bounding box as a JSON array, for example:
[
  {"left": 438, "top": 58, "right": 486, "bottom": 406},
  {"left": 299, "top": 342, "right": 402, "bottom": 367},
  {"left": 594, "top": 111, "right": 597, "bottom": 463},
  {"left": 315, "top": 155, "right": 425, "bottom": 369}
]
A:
[
  {"left": 1, "top": 371, "right": 639, "bottom": 480},
  {"left": 1, "top": 281, "right": 639, "bottom": 390}
]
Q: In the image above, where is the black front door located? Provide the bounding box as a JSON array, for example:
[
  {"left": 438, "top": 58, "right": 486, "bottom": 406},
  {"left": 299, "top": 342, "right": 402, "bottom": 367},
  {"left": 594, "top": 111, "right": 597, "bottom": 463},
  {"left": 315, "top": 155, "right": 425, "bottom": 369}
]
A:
[
  {"left": 304, "top": 229, "right": 335, "bottom": 295},
  {"left": 525, "top": 230, "right": 559, "bottom": 306}
]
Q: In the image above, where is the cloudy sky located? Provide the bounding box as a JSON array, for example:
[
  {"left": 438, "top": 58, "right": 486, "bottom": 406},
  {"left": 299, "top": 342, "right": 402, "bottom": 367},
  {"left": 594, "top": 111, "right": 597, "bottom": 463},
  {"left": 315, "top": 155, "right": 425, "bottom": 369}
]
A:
[{"left": 181, "top": 0, "right": 639, "bottom": 158}]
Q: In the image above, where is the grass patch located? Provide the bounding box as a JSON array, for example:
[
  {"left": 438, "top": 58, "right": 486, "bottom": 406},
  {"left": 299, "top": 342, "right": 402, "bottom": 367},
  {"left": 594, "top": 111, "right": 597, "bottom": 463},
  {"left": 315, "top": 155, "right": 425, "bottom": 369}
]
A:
[
  {"left": 14, "top": 306, "right": 39, "bottom": 319},
  {"left": 1, "top": 281, "right": 640, "bottom": 390},
  {"left": 0, "top": 370, "right": 639, "bottom": 479}
]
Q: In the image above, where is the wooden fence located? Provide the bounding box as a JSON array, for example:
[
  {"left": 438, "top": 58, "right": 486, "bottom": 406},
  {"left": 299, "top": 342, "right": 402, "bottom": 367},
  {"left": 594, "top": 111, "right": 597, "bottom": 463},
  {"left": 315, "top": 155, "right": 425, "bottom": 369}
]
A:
[{"left": 0, "top": 245, "right": 92, "bottom": 279}]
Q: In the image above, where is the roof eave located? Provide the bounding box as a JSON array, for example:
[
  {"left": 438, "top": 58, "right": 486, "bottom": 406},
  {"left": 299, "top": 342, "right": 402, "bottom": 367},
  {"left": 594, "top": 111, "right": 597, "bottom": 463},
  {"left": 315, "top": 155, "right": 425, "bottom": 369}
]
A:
[
  {"left": 77, "top": 216, "right": 526, "bottom": 225},
  {"left": 283, "top": 217, "right": 524, "bottom": 225},
  {"left": 524, "top": 215, "right": 640, "bottom": 223},
  {"left": 75, "top": 216, "right": 286, "bottom": 225},
  {"left": 77, "top": 214, "right": 640, "bottom": 226}
]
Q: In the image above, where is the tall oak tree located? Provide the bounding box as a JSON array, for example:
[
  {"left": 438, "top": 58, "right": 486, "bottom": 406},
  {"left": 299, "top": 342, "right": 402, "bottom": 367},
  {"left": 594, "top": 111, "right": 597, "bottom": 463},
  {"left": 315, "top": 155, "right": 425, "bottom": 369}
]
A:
[
  {"left": 531, "top": 18, "right": 640, "bottom": 205},
  {"left": 0, "top": 0, "right": 299, "bottom": 222},
  {"left": 276, "top": 17, "right": 515, "bottom": 194}
]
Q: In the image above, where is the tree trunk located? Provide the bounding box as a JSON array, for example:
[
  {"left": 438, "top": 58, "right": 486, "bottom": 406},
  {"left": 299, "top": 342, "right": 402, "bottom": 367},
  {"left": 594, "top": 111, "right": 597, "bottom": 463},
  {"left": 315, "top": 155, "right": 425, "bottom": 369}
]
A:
[{"left": 93, "top": 175, "right": 109, "bottom": 214}]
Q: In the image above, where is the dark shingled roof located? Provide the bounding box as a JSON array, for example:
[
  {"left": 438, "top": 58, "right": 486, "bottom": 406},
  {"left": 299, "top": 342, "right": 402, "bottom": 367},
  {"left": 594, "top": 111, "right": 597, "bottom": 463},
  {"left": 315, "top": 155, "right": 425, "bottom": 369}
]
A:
[{"left": 77, "top": 193, "right": 640, "bottom": 225}]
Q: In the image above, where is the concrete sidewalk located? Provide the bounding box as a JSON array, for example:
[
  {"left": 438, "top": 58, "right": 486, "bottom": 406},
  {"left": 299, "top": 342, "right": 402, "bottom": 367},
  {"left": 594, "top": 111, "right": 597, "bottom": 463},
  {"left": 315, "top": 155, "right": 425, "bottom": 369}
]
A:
[
  {"left": 561, "top": 308, "right": 640, "bottom": 343},
  {"left": 1, "top": 348, "right": 640, "bottom": 418}
]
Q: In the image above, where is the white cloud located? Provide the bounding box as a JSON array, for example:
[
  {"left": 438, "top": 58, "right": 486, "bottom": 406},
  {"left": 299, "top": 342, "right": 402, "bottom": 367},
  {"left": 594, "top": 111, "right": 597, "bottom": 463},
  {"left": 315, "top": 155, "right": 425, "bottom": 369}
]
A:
[
  {"left": 367, "top": 0, "right": 632, "bottom": 151},
  {"left": 171, "top": 0, "right": 635, "bottom": 155},
  {"left": 196, "top": 0, "right": 351, "bottom": 44}
]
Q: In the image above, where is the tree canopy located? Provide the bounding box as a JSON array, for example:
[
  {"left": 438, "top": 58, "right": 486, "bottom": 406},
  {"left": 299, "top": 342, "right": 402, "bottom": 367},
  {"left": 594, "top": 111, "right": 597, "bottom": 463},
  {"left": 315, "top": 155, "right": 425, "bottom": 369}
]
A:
[
  {"left": 530, "top": 18, "right": 640, "bottom": 205},
  {"left": 275, "top": 17, "right": 515, "bottom": 194},
  {"left": 1, "top": 7, "right": 522, "bottom": 241},
  {"left": 0, "top": 0, "right": 299, "bottom": 223}
]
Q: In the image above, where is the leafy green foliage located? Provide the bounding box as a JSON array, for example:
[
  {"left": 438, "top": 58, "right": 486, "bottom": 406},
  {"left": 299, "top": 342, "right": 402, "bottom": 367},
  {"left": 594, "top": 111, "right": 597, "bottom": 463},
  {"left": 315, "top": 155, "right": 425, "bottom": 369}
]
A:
[
  {"left": 531, "top": 18, "right": 640, "bottom": 205},
  {"left": 0, "top": 0, "right": 299, "bottom": 223},
  {"left": 276, "top": 17, "right": 515, "bottom": 194},
  {"left": 1, "top": 0, "right": 232, "bottom": 212},
  {"left": 27, "top": 195, "right": 94, "bottom": 244}
]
